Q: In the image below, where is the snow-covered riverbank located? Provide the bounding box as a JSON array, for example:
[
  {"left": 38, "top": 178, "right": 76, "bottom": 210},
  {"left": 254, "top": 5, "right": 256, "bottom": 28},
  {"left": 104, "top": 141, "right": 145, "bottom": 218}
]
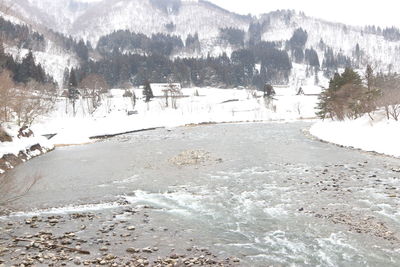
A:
[
  {"left": 31, "top": 87, "right": 320, "bottom": 145},
  {"left": 310, "top": 112, "right": 400, "bottom": 158},
  {"left": 0, "top": 127, "right": 54, "bottom": 173}
]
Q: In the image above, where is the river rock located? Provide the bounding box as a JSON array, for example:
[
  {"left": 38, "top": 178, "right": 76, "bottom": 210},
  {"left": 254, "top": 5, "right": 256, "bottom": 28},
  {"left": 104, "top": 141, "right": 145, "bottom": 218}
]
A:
[
  {"left": 126, "top": 247, "right": 140, "bottom": 253},
  {"left": 48, "top": 219, "right": 59, "bottom": 224},
  {"left": 73, "top": 258, "right": 82, "bottom": 265}
]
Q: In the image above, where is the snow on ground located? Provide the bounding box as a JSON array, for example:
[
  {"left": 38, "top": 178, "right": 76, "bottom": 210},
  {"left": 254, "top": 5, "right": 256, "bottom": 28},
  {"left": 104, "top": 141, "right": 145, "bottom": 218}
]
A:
[
  {"left": 310, "top": 112, "right": 400, "bottom": 158},
  {"left": 31, "top": 87, "right": 319, "bottom": 145},
  {"left": 0, "top": 126, "right": 54, "bottom": 173},
  {"left": 0, "top": 133, "right": 53, "bottom": 159}
]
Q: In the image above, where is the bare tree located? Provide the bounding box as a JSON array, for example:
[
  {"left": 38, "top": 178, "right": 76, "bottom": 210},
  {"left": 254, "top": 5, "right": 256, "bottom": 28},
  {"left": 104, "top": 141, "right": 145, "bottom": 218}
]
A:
[
  {"left": 123, "top": 89, "right": 136, "bottom": 110},
  {"left": 79, "top": 74, "right": 109, "bottom": 115},
  {"left": 379, "top": 88, "right": 400, "bottom": 121},
  {"left": 163, "top": 83, "right": 182, "bottom": 109},
  {"left": 0, "top": 70, "right": 16, "bottom": 123},
  {"left": 376, "top": 74, "right": 400, "bottom": 120},
  {"left": 12, "top": 81, "right": 56, "bottom": 126}
]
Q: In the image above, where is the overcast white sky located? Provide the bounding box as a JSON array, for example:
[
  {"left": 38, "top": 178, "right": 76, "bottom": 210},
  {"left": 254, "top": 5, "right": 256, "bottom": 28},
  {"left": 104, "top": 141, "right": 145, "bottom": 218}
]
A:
[{"left": 208, "top": 0, "right": 400, "bottom": 27}]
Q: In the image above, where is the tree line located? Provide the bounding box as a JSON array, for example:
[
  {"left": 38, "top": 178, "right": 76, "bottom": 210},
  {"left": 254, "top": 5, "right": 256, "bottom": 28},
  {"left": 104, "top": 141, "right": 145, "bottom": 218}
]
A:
[{"left": 72, "top": 40, "right": 292, "bottom": 89}]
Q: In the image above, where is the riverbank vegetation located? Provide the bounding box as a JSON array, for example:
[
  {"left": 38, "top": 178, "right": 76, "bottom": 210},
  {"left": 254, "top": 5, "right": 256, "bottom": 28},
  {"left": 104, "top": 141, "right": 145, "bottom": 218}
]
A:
[{"left": 316, "top": 66, "right": 400, "bottom": 121}]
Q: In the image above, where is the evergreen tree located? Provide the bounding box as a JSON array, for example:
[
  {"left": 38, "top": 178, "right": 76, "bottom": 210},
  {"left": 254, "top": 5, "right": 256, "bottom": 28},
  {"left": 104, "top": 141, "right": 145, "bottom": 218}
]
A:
[
  {"left": 16, "top": 51, "right": 35, "bottom": 83},
  {"left": 143, "top": 80, "right": 154, "bottom": 102},
  {"left": 69, "top": 69, "right": 78, "bottom": 89},
  {"left": 316, "top": 68, "right": 368, "bottom": 120},
  {"left": 68, "top": 68, "right": 79, "bottom": 116},
  {"left": 263, "top": 84, "right": 275, "bottom": 97},
  {"left": 365, "top": 64, "right": 374, "bottom": 91},
  {"left": 63, "top": 67, "right": 70, "bottom": 89}
]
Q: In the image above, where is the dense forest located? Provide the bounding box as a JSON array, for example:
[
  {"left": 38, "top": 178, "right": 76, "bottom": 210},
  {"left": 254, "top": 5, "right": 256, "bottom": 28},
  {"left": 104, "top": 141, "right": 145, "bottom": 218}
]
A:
[
  {"left": 70, "top": 26, "right": 357, "bottom": 89},
  {"left": 70, "top": 39, "right": 292, "bottom": 88}
]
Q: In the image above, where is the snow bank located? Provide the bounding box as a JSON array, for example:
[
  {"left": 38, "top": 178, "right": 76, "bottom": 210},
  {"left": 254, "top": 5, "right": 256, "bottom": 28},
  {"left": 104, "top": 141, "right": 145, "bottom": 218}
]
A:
[
  {"left": 0, "top": 135, "right": 53, "bottom": 160},
  {"left": 310, "top": 113, "right": 400, "bottom": 158},
  {"left": 0, "top": 127, "right": 54, "bottom": 173},
  {"left": 32, "top": 87, "right": 319, "bottom": 145}
]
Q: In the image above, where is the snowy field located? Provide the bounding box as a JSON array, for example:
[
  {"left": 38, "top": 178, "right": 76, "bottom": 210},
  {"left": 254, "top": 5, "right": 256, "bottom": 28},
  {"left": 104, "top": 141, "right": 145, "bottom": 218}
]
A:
[
  {"left": 310, "top": 112, "right": 400, "bottom": 158},
  {"left": 31, "top": 87, "right": 320, "bottom": 145}
]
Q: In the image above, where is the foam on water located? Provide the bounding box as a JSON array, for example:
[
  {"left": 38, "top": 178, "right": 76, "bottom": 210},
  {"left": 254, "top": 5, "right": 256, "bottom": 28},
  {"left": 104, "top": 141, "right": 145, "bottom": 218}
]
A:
[
  {"left": 2, "top": 201, "right": 124, "bottom": 218},
  {"left": 374, "top": 204, "right": 400, "bottom": 223},
  {"left": 123, "top": 189, "right": 207, "bottom": 216},
  {"left": 98, "top": 175, "right": 139, "bottom": 187}
]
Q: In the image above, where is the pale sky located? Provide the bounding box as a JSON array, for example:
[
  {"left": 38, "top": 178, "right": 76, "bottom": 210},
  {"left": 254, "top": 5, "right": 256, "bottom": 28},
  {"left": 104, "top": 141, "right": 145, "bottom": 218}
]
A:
[{"left": 208, "top": 0, "right": 400, "bottom": 27}]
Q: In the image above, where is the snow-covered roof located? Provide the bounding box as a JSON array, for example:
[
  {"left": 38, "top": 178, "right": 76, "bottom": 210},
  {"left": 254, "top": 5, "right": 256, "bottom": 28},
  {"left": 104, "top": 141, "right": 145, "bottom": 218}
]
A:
[
  {"left": 298, "top": 85, "right": 323, "bottom": 95},
  {"left": 149, "top": 83, "right": 182, "bottom": 96}
]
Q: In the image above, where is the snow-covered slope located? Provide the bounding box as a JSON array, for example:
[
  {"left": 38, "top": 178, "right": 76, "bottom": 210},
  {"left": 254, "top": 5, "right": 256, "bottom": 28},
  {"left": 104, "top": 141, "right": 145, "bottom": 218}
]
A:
[
  {"left": 74, "top": 0, "right": 250, "bottom": 45},
  {"left": 260, "top": 11, "right": 400, "bottom": 73},
  {"left": 0, "top": 1, "right": 81, "bottom": 85},
  {"left": 7, "top": 0, "right": 251, "bottom": 46},
  {"left": 5, "top": 43, "right": 79, "bottom": 87}
]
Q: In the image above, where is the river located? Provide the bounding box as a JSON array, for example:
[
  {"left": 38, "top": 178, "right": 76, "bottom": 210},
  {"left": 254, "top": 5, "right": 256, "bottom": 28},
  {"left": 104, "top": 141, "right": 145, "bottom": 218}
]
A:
[{"left": 2, "top": 122, "right": 400, "bottom": 266}]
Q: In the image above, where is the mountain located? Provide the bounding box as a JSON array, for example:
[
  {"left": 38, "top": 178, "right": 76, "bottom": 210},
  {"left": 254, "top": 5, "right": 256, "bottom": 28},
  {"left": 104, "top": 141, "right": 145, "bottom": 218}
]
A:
[
  {"left": 1, "top": 0, "right": 400, "bottom": 87},
  {"left": 8, "top": 0, "right": 251, "bottom": 45},
  {"left": 258, "top": 11, "right": 400, "bottom": 73}
]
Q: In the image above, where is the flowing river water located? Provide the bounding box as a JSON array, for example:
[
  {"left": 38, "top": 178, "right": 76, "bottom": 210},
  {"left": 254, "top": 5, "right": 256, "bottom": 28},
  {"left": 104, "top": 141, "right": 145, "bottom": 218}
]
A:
[{"left": 2, "top": 122, "right": 400, "bottom": 266}]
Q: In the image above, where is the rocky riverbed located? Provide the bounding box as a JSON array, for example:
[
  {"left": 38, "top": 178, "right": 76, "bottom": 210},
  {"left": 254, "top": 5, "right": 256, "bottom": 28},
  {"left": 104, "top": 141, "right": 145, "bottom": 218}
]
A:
[{"left": 0, "top": 205, "right": 241, "bottom": 266}]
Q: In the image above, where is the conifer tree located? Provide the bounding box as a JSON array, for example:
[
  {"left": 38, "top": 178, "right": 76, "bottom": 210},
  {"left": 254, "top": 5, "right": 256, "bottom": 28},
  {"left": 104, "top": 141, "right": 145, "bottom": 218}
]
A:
[
  {"left": 143, "top": 80, "right": 154, "bottom": 102},
  {"left": 68, "top": 69, "right": 79, "bottom": 116}
]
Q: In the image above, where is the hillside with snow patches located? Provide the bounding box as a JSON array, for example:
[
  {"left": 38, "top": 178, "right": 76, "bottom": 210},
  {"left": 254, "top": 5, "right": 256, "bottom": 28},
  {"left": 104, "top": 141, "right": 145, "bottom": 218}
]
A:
[
  {"left": 8, "top": 0, "right": 251, "bottom": 46},
  {"left": 260, "top": 11, "right": 400, "bottom": 73},
  {"left": 1, "top": 0, "right": 400, "bottom": 84}
]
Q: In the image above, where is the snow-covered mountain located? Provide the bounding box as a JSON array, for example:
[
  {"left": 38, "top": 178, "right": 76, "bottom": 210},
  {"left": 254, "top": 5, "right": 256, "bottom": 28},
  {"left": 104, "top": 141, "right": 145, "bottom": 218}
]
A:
[
  {"left": 8, "top": 0, "right": 251, "bottom": 45},
  {"left": 2, "top": 0, "right": 400, "bottom": 85},
  {"left": 5, "top": 0, "right": 400, "bottom": 72},
  {"left": 259, "top": 11, "right": 400, "bottom": 73}
]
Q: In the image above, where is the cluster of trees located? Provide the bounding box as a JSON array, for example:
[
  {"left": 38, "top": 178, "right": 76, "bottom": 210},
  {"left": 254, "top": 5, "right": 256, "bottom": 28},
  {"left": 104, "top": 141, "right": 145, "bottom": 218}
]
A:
[
  {"left": 321, "top": 47, "right": 352, "bottom": 77},
  {"left": 0, "top": 17, "right": 92, "bottom": 63},
  {"left": 75, "top": 40, "right": 292, "bottom": 89},
  {"left": 0, "top": 17, "right": 45, "bottom": 51},
  {"left": 248, "top": 22, "right": 263, "bottom": 46},
  {"left": 49, "top": 30, "right": 92, "bottom": 62},
  {"left": 284, "top": 31, "right": 355, "bottom": 79},
  {"left": 184, "top": 33, "right": 201, "bottom": 53},
  {"left": 0, "top": 34, "right": 56, "bottom": 125},
  {"left": 375, "top": 73, "right": 400, "bottom": 120},
  {"left": 0, "top": 69, "right": 56, "bottom": 126},
  {"left": 219, "top": 27, "right": 245, "bottom": 47},
  {"left": 364, "top": 26, "right": 400, "bottom": 42},
  {"left": 317, "top": 66, "right": 400, "bottom": 121},
  {"left": 0, "top": 45, "right": 54, "bottom": 85},
  {"left": 305, "top": 48, "right": 320, "bottom": 68},
  {"left": 287, "top": 28, "right": 308, "bottom": 63},
  {"left": 63, "top": 68, "right": 110, "bottom": 116},
  {"left": 97, "top": 31, "right": 184, "bottom": 56}
]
